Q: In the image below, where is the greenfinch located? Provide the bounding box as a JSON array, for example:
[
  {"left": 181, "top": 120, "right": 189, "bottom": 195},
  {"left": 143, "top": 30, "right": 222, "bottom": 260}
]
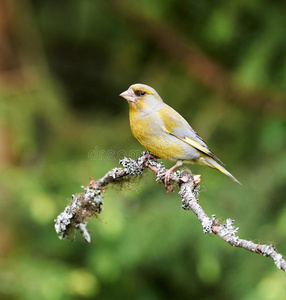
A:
[{"left": 120, "top": 83, "right": 240, "bottom": 186}]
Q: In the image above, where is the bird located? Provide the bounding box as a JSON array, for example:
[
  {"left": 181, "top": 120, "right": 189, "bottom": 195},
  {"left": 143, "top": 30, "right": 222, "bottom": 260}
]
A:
[{"left": 120, "top": 83, "right": 240, "bottom": 186}]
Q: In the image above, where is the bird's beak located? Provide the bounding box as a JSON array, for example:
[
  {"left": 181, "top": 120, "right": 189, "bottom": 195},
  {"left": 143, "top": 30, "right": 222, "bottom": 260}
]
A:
[{"left": 119, "top": 88, "right": 136, "bottom": 103}]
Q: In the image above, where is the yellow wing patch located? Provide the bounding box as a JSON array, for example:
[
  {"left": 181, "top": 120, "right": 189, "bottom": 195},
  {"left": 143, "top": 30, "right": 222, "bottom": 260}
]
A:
[
  {"left": 162, "top": 125, "right": 210, "bottom": 155},
  {"left": 177, "top": 136, "right": 212, "bottom": 156}
]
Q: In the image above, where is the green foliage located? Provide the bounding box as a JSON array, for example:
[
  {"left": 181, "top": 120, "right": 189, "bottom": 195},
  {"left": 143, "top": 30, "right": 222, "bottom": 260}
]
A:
[{"left": 0, "top": 0, "right": 285, "bottom": 299}]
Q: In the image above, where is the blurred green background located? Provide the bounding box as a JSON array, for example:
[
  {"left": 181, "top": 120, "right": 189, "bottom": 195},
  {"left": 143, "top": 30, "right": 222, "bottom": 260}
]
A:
[{"left": 0, "top": 0, "right": 286, "bottom": 299}]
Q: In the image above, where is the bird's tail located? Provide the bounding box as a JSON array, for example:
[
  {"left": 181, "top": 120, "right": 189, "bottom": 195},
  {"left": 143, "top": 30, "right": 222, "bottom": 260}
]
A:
[{"left": 198, "top": 156, "right": 241, "bottom": 184}]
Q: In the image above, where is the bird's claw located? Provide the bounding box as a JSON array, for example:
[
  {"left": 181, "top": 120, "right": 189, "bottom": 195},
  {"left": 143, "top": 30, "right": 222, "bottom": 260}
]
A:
[{"left": 157, "top": 170, "right": 173, "bottom": 188}]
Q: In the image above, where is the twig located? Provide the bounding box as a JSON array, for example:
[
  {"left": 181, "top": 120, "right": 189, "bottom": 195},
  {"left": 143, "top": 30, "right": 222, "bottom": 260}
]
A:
[{"left": 54, "top": 152, "right": 286, "bottom": 272}]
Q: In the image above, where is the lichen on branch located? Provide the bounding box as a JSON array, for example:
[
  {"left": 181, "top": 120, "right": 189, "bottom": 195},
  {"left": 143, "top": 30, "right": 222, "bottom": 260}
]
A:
[{"left": 54, "top": 152, "right": 286, "bottom": 272}]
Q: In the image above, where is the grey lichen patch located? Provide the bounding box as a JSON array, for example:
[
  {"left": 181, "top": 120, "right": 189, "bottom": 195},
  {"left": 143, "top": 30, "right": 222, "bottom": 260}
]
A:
[
  {"left": 119, "top": 157, "right": 144, "bottom": 175},
  {"left": 116, "top": 152, "right": 161, "bottom": 190},
  {"left": 179, "top": 178, "right": 200, "bottom": 210},
  {"left": 273, "top": 252, "right": 283, "bottom": 269},
  {"left": 110, "top": 166, "right": 142, "bottom": 192},
  {"left": 110, "top": 168, "right": 123, "bottom": 179},
  {"left": 219, "top": 218, "right": 239, "bottom": 237},
  {"left": 54, "top": 188, "right": 103, "bottom": 242},
  {"left": 262, "top": 244, "right": 276, "bottom": 256},
  {"left": 202, "top": 214, "right": 216, "bottom": 233}
]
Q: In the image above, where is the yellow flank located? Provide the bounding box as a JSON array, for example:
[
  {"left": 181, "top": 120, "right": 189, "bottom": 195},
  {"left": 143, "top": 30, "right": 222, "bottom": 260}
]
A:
[{"left": 120, "top": 83, "right": 240, "bottom": 184}]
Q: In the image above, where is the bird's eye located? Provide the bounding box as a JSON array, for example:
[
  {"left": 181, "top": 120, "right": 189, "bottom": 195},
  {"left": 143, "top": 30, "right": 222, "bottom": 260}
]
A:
[{"left": 135, "top": 90, "right": 146, "bottom": 97}]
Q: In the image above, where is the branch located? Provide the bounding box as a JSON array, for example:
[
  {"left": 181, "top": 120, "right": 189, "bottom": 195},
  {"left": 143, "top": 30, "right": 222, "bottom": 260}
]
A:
[{"left": 54, "top": 152, "right": 286, "bottom": 272}]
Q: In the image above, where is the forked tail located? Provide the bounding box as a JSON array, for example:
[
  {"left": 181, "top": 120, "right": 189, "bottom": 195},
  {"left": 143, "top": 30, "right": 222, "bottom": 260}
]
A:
[{"left": 198, "top": 156, "right": 241, "bottom": 184}]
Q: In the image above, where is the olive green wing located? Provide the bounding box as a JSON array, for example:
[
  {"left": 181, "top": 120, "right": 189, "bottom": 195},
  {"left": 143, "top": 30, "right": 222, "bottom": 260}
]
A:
[{"left": 158, "top": 105, "right": 223, "bottom": 164}]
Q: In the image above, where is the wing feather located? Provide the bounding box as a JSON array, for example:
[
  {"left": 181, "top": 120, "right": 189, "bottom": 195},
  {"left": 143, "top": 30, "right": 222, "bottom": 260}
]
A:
[{"left": 159, "top": 106, "right": 223, "bottom": 164}]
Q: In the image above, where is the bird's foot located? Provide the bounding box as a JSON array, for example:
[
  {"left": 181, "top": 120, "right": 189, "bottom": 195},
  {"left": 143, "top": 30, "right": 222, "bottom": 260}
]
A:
[
  {"left": 157, "top": 169, "right": 173, "bottom": 188},
  {"left": 157, "top": 161, "right": 182, "bottom": 188}
]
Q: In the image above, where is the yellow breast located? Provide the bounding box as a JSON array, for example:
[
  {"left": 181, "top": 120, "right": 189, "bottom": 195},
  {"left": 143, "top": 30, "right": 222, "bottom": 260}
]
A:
[{"left": 129, "top": 106, "right": 185, "bottom": 161}]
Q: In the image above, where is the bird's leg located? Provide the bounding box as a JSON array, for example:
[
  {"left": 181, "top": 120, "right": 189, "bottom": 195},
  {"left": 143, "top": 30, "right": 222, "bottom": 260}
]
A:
[{"left": 157, "top": 160, "right": 182, "bottom": 188}]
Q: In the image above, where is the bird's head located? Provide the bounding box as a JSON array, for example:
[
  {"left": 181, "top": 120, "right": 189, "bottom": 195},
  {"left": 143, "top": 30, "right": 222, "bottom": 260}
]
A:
[{"left": 120, "top": 84, "right": 163, "bottom": 112}]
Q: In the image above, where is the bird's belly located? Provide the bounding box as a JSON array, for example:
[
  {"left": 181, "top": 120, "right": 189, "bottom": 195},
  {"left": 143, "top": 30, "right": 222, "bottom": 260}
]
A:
[{"left": 130, "top": 119, "right": 186, "bottom": 161}]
